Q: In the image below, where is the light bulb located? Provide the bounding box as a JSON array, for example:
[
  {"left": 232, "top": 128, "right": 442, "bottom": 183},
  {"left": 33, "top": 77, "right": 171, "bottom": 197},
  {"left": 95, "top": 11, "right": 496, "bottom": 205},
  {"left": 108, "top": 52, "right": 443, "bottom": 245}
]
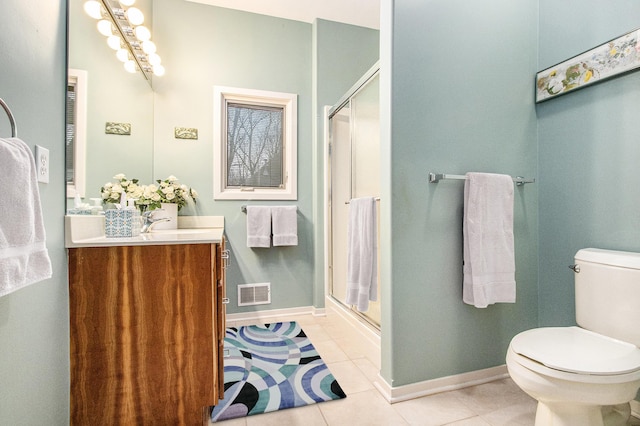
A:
[
  {"left": 83, "top": 1, "right": 103, "bottom": 19},
  {"left": 134, "top": 25, "right": 151, "bottom": 42},
  {"left": 107, "top": 35, "right": 122, "bottom": 50},
  {"left": 126, "top": 7, "right": 144, "bottom": 26},
  {"left": 116, "top": 48, "right": 129, "bottom": 62},
  {"left": 142, "top": 40, "right": 156, "bottom": 54},
  {"left": 119, "top": 0, "right": 135, "bottom": 6},
  {"left": 153, "top": 64, "right": 165, "bottom": 77},
  {"left": 148, "top": 53, "right": 161, "bottom": 66},
  {"left": 124, "top": 60, "right": 137, "bottom": 73},
  {"left": 97, "top": 19, "right": 114, "bottom": 36}
]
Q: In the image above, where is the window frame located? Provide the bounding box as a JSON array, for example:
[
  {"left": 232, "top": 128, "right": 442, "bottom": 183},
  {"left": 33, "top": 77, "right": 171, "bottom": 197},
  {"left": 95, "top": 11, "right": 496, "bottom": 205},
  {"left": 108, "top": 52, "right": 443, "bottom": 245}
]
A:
[
  {"left": 213, "top": 86, "right": 297, "bottom": 200},
  {"left": 66, "top": 68, "right": 88, "bottom": 198}
]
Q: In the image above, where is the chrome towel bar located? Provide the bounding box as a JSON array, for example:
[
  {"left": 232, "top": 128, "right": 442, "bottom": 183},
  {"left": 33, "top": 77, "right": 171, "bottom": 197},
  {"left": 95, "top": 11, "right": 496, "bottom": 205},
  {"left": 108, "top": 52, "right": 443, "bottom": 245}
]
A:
[
  {"left": 345, "top": 197, "right": 380, "bottom": 204},
  {"left": 429, "top": 172, "right": 535, "bottom": 186},
  {"left": 241, "top": 205, "right": 298, "bottom": 213}
]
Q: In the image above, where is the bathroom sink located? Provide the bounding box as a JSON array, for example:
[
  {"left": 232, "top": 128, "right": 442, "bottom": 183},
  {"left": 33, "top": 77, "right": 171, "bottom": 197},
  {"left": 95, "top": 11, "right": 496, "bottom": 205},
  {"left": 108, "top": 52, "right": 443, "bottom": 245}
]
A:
[{"left": 65, "top": 215, "right": 224, "bottom": 248}]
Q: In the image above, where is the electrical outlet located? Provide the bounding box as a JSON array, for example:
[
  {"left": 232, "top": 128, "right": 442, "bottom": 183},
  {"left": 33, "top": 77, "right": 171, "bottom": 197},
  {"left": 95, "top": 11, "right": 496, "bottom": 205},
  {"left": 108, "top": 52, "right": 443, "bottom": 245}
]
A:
[{"left": 35, "top": 145, "right": 49, "bottom": 183}]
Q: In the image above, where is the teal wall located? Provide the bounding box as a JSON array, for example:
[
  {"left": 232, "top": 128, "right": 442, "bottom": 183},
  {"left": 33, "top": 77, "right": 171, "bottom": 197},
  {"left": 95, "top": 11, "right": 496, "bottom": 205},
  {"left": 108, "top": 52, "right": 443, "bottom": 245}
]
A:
[
  {"left": 383, "top": 0, "right": 539, "bottom": 386},
  {"left": 312, "top": 19, "right": 380, "bottom": 308},
  {"left": 151, "top": 0, "right": 314, "bottom": 313},
  {"left": 150, "top": 0, "right": 379, "bottom": 314},
  {"left": 0, "top": 1, "right": 69, "bottom": 423},
  {"left": 537, "top": 1, "right": 640, "bottom": 326}
]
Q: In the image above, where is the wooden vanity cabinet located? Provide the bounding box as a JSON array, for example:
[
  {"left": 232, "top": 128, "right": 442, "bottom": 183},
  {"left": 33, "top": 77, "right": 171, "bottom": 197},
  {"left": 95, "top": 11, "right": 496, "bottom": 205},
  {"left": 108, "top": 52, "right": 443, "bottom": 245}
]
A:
[{"left": 68, "top": 241, "right": 226, "bottom": 425}]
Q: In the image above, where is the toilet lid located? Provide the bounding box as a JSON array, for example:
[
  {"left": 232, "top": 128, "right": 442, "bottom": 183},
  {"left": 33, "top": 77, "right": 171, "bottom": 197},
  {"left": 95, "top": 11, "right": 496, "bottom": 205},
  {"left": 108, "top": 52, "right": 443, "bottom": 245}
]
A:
[{"left": 511, "top": 327, "right": 640, "bottom": 375}]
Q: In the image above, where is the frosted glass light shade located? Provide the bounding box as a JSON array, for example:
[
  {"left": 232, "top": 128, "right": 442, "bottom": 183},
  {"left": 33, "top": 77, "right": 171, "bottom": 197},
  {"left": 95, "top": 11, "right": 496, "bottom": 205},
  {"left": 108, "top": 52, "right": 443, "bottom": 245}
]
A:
[
  {"left": 116, "top": 49, "right": 129, "bottom": 62},
  {"left": 126, "top": 7, "right": 144, "bottom": 25},
  {"left": 107, "top": 35, "right": 122, "bottom": 50},
  {"left": 124, "top": 60, "right": 137, "bottom": 73},
  {"left": 134, "top": 25, "right": 151, "bottom": 42},
  {"left": 153, "top": 64, "right": 165, "bottom": 77},
  {"left": 119, "top": 0, "right": 135, "bottom": 6},
  {"left": 83, "top": 1, "right": 103, "bottom": 19},
  {"left": 142, "top": 40, "right": 156, "bottom": 54},
  {"left": 97, "top": 19, "right": 114, "bottom": 36}
]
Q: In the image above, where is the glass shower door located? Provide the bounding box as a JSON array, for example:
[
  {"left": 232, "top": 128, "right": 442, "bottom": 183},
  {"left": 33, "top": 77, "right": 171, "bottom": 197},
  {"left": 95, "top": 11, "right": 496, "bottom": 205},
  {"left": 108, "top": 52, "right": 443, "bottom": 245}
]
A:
[{"left": 329, "top": 71, "right": 380, "bottom": 327}]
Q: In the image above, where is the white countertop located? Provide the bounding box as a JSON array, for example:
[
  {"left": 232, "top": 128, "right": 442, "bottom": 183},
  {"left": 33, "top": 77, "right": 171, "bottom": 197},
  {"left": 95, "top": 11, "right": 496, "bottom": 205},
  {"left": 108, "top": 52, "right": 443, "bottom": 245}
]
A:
[{"left": 65, "top": 215, "right": 224, "bottom": 248}]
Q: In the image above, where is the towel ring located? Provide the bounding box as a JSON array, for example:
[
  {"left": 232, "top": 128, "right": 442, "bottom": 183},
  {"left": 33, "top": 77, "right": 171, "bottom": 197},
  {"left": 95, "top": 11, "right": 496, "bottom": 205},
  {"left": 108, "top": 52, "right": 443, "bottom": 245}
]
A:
[{"left": 0, "top": 97, "right": 17, "bottom": 137}]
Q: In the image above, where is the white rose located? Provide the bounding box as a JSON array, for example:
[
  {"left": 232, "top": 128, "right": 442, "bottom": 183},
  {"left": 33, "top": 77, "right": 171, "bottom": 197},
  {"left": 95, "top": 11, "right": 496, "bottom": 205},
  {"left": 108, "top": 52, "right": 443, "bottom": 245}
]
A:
[{"left": 113, "top": 173, "right": 125, "bottom": 180}]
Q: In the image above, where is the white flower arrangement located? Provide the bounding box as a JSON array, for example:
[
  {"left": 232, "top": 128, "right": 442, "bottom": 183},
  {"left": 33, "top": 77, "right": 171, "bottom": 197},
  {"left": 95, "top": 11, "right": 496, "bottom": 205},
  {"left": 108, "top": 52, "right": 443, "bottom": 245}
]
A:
[{"left": 100, "top": 174, "right": 198, "bottom": 211}]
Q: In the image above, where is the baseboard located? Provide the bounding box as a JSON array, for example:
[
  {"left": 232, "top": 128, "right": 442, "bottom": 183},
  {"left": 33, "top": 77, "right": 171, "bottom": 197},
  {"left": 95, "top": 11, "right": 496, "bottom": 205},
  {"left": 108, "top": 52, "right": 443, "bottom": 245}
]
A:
[
  {"left": 631, "top": 400, "right": 640, "bottom": 419},
  {"left": 374, "top": 365, "right": 509, "bottom": 404},
  {"left": 325, "top": 296, "right": 381, "bottom": 346},
  {"left": 225, "top": 306, "right": 326, "bottom": 324}
]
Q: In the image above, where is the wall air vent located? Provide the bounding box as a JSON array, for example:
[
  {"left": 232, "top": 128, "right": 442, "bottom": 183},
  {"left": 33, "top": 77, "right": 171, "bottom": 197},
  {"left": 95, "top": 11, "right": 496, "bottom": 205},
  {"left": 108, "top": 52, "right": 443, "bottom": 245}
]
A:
[{"left": 237, "top": 283, "right": 271, "bottom": 306}]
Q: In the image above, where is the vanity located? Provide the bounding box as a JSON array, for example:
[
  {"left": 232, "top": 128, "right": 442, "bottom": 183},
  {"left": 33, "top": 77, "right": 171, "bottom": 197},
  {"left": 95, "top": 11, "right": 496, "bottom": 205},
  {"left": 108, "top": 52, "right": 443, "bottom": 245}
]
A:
[{"left": 65, "top": 215, "right": 227, "bottom": 425}]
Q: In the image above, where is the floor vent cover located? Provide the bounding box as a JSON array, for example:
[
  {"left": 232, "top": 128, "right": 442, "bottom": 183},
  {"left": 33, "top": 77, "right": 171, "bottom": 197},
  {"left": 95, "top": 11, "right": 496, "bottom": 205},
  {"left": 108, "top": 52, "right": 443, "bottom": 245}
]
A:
[{"left": 237, "top": 283, "right": 271, "bottom": 306}]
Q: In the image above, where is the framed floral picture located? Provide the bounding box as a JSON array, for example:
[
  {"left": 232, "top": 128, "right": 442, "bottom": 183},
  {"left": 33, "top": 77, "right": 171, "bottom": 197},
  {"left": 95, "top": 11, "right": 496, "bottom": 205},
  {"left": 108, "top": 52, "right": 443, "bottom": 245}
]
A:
[{"left": 536, "top": 28, "right": 640, "bottom": 103}]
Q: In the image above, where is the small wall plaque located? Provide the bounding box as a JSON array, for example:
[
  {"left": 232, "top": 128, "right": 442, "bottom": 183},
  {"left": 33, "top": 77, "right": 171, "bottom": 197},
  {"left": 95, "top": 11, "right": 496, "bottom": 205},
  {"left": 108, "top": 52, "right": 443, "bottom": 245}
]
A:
[
  {"left": 175, "top": 127, "right": 198, "bottom": 140},
  {"left": 105, "top": 122, "right": 131, "bottom": 135}
]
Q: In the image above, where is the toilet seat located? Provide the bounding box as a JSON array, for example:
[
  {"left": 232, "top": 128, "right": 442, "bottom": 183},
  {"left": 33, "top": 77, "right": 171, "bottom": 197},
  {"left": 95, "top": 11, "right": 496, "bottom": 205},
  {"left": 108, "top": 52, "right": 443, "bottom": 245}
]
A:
[{"left": 511, "top": 327, "right": 640, "bottom": 376}]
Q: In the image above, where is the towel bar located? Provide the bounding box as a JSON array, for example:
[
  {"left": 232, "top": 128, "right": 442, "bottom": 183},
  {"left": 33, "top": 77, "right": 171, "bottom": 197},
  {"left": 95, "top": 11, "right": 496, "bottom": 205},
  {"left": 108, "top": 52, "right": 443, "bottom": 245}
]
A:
[
  {"left": 241, "top": 205, "right": 298, "bottom": 213},
  {"left": 0, "top": 97, "right": 17, "bottom": 137},
  {"left": 429, "top": 172, "right": 535, "bottom": 186},
  {"left": 344, "top": 197, "right": 381, "bottom": 204}
]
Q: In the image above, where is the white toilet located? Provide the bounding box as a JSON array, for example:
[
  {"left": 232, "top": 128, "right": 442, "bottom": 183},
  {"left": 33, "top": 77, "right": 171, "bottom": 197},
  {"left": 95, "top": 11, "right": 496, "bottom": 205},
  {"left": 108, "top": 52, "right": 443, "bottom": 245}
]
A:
[{"left": 506, "top": 248, "right": 640, "bottom": 426}]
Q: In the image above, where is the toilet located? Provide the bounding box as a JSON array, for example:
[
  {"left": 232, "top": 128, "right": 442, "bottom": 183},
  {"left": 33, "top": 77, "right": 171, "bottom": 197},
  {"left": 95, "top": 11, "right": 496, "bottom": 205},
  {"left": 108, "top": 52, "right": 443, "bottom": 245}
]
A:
[{"left": 506, "top": 248, "right": 640, "bottom": 426}]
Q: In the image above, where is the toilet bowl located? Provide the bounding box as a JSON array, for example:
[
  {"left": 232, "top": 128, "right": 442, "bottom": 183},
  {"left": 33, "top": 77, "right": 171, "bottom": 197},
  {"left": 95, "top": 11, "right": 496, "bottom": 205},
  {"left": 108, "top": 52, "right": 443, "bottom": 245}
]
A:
[
  {"left": 506, "top": 327, "right": 640, "bottom": 426},
  {"left": 506, "top": 249, "right": 640, "bottom": 426}
]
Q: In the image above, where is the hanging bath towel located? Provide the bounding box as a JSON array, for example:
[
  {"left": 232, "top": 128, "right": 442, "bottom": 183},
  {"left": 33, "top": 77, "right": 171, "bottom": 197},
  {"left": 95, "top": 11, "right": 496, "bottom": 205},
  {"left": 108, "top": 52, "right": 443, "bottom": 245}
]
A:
[
  {"left": 0, "top": 138, "right": 52, "bottom": 297},
  {"left": 246, "top": 206, "right": 272, "bottom": 248},
  {"left": 271, "top": 206, "right": 298, "bottom": 246},
  {"left": 463, "top": 172, "right": 515, "bottom": 308},
  {"left": 346, "top": 197, "right": 378, "bottom": 312}
]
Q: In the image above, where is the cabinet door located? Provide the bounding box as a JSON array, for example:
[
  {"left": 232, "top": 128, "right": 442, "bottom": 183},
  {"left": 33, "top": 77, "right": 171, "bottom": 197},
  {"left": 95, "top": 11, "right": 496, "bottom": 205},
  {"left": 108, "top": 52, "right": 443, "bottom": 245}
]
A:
[
  {"left": 69, "top": 244, "right": 218, "bottom": 425},
  {"left": 215, "top": 238, "right": 227, "bottom": 394}
]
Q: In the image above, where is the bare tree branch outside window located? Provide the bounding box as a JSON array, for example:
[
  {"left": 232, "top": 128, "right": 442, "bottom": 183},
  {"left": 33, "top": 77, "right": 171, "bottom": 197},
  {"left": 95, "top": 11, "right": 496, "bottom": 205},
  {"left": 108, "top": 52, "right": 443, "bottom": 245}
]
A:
[
  {"left": 226, "top": 103, "right": 284, "bottom": 188},
  {"left": 213, "top": 86, "right": 297, "bottom": 200}
]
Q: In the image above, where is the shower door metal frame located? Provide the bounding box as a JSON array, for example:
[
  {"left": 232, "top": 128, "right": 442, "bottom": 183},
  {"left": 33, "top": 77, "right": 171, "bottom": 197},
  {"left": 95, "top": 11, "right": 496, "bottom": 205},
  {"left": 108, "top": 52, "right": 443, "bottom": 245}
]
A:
[{"left": 327, "top": 62, "right": 380, "bottom": 329}]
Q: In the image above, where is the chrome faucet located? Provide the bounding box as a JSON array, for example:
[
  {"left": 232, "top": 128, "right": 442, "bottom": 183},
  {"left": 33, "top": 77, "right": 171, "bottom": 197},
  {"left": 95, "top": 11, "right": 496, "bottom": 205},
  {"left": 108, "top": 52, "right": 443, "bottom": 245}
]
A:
[{"left": 141, "top": 209, "right": 171, "bottom": 233}]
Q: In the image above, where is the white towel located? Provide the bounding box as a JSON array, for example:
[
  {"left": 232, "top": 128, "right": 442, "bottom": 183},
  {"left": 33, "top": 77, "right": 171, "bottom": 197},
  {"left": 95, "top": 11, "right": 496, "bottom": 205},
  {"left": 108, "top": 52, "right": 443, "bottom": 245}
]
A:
[
  {"left": 0, "top": 138, "right": 52, "bottom": 297},
  {"left": 246, "top": 206, "right": 271, "bottom": 248},
  {"left": 346, "top": 197, "right": 378, "bottom": 312},
  {"left": 463, "top": 172, "right": 515, "bottom": 308},
  {"left": 271, "top": 206, "right": 298, "bottom": 246}
]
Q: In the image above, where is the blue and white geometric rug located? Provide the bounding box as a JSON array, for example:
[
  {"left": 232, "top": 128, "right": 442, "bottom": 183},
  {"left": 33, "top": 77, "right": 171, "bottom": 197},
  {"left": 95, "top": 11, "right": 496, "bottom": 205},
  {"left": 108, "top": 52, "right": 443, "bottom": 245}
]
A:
[{"left": 210, "top": 321, "right": 346, "bottom": 422}]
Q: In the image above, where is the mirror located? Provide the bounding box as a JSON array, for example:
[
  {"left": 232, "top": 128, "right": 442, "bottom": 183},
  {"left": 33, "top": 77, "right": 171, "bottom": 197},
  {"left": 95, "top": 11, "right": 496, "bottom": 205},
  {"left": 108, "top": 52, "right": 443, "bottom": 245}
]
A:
[
  {"left": 68, "top": 0, "right": 154, "bottom": 206},
  {"left": 67, "top": 0, "right": 380, "bottom": 209}
]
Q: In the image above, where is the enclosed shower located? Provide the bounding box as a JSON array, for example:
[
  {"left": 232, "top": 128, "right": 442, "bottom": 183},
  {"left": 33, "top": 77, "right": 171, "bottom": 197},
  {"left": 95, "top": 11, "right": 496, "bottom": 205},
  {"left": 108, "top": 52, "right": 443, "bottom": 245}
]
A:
[{"left": 327, "top": 63, "right": 380, "bottom": 328}]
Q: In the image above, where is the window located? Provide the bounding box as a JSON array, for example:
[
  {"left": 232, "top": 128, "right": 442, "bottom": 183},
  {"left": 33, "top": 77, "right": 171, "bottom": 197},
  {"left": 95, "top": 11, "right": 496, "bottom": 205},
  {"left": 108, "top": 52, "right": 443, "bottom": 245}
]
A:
[
  {"left": 66, "top": 69, "right": 87, "bottom": 198},
  {"left": 213, "top": 86, "right": 297, "bottom": 200}
]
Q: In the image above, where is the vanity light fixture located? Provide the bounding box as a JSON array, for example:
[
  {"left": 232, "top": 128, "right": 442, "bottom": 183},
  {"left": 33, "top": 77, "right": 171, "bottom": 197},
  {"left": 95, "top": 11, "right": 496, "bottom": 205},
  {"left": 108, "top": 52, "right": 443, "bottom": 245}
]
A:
[{"left": 83, "top": 0, "right": 165, "bottom": 81}]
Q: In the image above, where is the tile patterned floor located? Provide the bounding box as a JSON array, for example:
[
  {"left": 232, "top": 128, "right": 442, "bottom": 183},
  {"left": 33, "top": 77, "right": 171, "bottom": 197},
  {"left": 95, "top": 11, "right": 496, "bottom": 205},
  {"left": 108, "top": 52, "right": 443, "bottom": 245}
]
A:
[{"left": 217, "top": 310, "right": 640, "bottom": 426}]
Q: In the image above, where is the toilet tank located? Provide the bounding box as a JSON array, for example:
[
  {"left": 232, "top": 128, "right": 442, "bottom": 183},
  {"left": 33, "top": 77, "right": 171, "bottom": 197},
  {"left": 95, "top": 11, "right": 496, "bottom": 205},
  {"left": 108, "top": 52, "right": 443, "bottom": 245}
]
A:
[{"left": 574, "top": 248, "right": 640, "bottom": 347}]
